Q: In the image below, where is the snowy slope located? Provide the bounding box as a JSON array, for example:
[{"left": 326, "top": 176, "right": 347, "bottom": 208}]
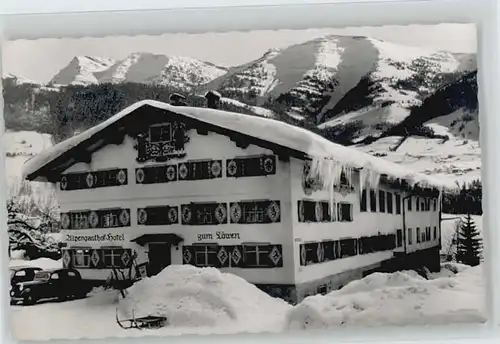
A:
[
  {"left": 2, "top": 131, "right": 55, "bottom": 202},
  {"left": 321, "top": 67, "right": 479, "bottom": 185},
  {"left": 50, "top": 56, "right": 116, "bottom": 86},
  {"left": 355, "top": 129, "right": 481, "bottom": 185},
  {"left": 203, "top": 36, "right": 345, "bottom": 110},
  {"left": 317, "top": 40, "right": 471, "bottom": 136}
]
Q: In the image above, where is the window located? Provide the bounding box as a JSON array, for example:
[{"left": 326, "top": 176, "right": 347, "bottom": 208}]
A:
[
  {"left": 387, "top": 192, "right": 393, "bottom": 214},
  {"left": 323, "top": 241, "right": 341, "bottom": 261},
  {"left": 433, "top": 226, "right": 437, "bottom": 240},
  {"left": 138, "top": 206, "right": 178, "bottom": 226},
  {"left": 50, "top": 273, "right": 60, "bottom": 280},
  {"left": 70, "top": 212, "right": 89, "bottom": 230},
  {"left": 408, "top": 228, "right": 413, "bottom": 245},
  {"left": 177, "top": 160, "right": 223, "bottom": 181},
  {"left": 370, "top": 190, "right": 377, "bottom": 212},
  {"left": 194, "top": 245, "right": 218, "bottom": 267},
  {"left": 395, "top": 194, "right": 401, "bottom": 214},
  {"left": 102, "top": 211, "right": 119, "bottom": 228},
  {"left": 73, "top": 249, "right": 91, "bottom": 268},
  {"left": 379, "top": 191, "right": 386, "bottom": 213},
  {"left": 198, "top": 205, "right": 215, "bottom": 224},
  {"left": 182, "top": 202, "right": 230, "bottom": 225},
  {"left": 231, "top": 200, "right": 280, "bottom": 224},
  {"left": 421, "top": 199, "right": 426, "bottom": 211},
  {"left": 338, "top": 203, "right": 353, "bottom": 222},
  {"left": 226, "top": 155, "right": 276, "bottom": 178},
  {"left": 244, "top": 245, "right": 270, "bottom": 267},
  {"left": 416, "top": 197, "right": 420, "bottom": 211},
  {"left": 416, "top": 228, "right": 421, "bottom": 243},
  {"left": 318, "top": 284, "right": 328, "bottom": 295},
  {"left": 339, "top": 171, "right": 349, "bottom": 186},
  {"left": 149, "top": 123, "right": 172, "bottom": 143},
  {"left": 407, "top": 197, "right": 412, "bottom": 211},
  {"left": 433, "top": 199, "right": 437, "bottom": 212},
  {"left": 396, "top": 229, "right": 403, "bottom": 248},
  {"left": 60, "top": 169, "right": 128, "bottom": 191},
  {"left": 360, "top": 190, "right": 367, "bottom": 212},
  {"left": 68, "top": 271, "right": 77, "bottom": 277},
  {"left": 102, "top": 248, "right": 123, "bottom": 268},
  {"left": 426, "top": 227, "right": 431, "bottom": 241},
  {"left": 340, "top": 238, "right": 357, "bottom": 258}
]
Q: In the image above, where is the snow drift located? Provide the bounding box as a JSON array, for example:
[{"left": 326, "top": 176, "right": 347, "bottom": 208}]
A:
[
  {"left": 118, "top": 265, "right": 290, "bottom": 331},
  {"left": 286, "top": 264, "right": 486, "bottom": 331}
]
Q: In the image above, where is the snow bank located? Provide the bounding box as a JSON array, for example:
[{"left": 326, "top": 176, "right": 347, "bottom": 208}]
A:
[
  {"left": 9, "top": 258, "right": 62, "bottom": 270},
  {"left": 23, "top": 100, "right": 456, "bottom": 192},
  {"left": 118, "top": 265, "right": 290, "bottom": 331},
  {"left": 286, "top": 265, "right": 486, "bottom": 330}
]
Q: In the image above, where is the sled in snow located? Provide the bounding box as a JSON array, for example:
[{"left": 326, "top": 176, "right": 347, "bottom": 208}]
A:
[{"left": 116, "top": 308, "right": 167, "bottom": 330}]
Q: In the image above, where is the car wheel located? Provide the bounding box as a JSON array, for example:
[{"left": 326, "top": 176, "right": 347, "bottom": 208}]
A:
[{"left": 23, "top": 295, "right": 36, "bottom": 306}]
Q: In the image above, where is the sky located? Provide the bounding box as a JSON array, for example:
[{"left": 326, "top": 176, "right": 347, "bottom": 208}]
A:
[{"left": 2, "top": 23, "right": 477, "bottom": 84}]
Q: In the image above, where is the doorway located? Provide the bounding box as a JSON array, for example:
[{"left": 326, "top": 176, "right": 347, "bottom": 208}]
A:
[{"left": 147, "top": 243, "right": 171, "bottom": 276}]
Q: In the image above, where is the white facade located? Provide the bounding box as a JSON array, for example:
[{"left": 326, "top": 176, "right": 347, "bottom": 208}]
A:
[{"left": 57, "top": 130, "right": 295, "bottom": 285}]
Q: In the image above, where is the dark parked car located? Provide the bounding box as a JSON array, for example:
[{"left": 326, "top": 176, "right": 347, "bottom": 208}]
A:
[
  {"left": 9, "top": 266, "right": 42, "bottom": 288},
  {"left": 10, "top": 268, "right": 90, "bottom": 306}
]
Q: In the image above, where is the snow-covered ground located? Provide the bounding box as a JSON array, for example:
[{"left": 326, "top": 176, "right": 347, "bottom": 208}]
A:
[
  {"left": 356, "top": 132, "right": 481, "bottom": 186},
  {"left": 9, "top": 235, "right": 486, "bottom": 341},
  {"left": 286, "top": 264, "right": 485, "bottom": 330}
]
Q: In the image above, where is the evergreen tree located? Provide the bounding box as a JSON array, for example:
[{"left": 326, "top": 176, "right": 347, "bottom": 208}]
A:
[{"left": 456, "top": 214, "right": 483, "bottom": 266}]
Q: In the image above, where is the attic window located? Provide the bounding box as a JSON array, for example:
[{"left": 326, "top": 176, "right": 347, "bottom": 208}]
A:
[
  {"left": 339, "top": 171, "right": 349, "bottom": 186},
  {"left": 149, "top": 123, "right": 172, "bottom": 143}
]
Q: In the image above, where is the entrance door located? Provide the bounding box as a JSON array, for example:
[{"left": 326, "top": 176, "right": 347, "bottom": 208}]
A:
[{"left": 147, "top": 243, "right": 171, "bottom": 276}]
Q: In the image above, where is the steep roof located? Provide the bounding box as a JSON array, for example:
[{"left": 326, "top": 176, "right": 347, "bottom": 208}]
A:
[{"left": 22, "top": 99, "right": 455, "bottom": 190}]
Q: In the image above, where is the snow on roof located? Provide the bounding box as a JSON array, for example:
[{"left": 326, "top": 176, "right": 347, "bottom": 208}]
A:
[
  {"left": 22, "top": 99, "right": 456, "bottom": 191},
  {"left": 205, "top": 90, "right": 222, "bottom": 98}
]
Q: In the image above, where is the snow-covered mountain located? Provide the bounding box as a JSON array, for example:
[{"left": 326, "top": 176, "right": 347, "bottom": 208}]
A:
[
  {"left": 202, "top": 35, "right": 475, "bottom": 124},
  {"left": 49, "top": 56, "right": 116, "bottom": 86},
  {"left": 49, "top": 53, "right": 228, "bottom": 90},
  {"left": 2, "top": 35, "right": 479, "bottom": 185},
  {"left": 3, "top": 73, "right": 41, "bottom": 86}
]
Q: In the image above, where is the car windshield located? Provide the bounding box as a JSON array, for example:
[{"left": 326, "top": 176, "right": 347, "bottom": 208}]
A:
[{"left": 34, "top": 271, "right": 51, "bottom": 281}]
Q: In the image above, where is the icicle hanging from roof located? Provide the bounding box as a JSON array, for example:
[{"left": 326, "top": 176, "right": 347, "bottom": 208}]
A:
[{"left": 307, "top": 155, "right": 374, "bottom": 214}]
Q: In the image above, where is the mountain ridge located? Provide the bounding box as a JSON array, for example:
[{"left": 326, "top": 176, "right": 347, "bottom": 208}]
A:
[{"left": 2, "top": 34, "right": 479, "bottom": 184}]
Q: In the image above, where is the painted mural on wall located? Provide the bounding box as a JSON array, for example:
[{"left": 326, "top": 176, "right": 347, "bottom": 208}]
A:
[{"left": 134, "top": 121, "right": 190, "bottom": 163}]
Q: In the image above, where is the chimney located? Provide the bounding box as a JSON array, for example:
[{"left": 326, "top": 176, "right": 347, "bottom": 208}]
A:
[
  {"left": 205, "top": 90, "right": 221, "bottom": 109},
  {"left": 169, "top": 93, "right": 188, "bottom": 106}
]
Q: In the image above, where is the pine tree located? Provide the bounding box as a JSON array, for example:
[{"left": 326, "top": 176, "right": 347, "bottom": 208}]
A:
[{"left": 456, "top": 214, "right": 483, "bottom": 266}]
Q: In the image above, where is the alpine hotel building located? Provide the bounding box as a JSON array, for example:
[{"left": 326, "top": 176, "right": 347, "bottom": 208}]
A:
[{"left": 23, "top": 97, "right": 443, "bottom": 304}]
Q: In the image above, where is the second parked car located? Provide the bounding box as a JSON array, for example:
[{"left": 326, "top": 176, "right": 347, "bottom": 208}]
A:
[{"left": 9, "top": 266, "right": 42, "bottom": 288}]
